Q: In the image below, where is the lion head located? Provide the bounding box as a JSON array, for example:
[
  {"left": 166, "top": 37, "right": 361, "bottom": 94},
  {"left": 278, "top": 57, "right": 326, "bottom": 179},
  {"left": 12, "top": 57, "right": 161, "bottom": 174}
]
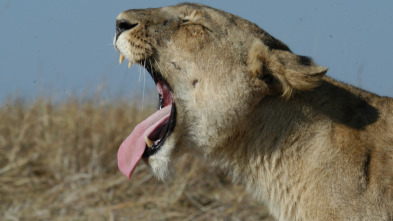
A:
[{"left": 114, "top": 3, "right": 327, "bottom": 180}]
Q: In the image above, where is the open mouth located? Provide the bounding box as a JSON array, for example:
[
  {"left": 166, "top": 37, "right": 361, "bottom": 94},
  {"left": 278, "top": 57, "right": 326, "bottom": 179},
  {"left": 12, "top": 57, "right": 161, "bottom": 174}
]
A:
[
  {"left": 117, "top": 54, "right": 176, "bottom": 179},
  {"left": 141, "top": 62, "right": 176, "bottom": 158}
]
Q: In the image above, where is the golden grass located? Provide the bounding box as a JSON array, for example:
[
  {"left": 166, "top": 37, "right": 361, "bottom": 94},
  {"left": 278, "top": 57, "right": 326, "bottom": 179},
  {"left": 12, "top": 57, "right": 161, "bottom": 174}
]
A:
[{"left": 0, "top": 98, "right": 273, "bottom": 221}]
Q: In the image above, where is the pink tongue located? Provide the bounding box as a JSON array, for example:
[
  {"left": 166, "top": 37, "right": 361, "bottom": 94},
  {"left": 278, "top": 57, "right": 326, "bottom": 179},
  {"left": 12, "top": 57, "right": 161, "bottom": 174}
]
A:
[{"left": 117, "top": 105, "right": 172, "bottom": 179}]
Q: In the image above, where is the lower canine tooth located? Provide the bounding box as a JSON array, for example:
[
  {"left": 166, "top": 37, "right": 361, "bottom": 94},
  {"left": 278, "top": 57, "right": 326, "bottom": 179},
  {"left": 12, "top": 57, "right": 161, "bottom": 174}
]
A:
[
  {"left": 119, "top": 54, "right": 124, "bottom": 64},
  {"left": 145, "top": 136, "right": 154, "bottom": 148},
  {"left": 128, "top": 61, "right": 133, "bottom": 69}
]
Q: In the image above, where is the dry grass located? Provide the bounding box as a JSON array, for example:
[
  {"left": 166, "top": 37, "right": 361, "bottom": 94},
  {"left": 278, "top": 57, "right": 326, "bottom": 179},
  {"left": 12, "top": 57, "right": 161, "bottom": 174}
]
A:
[{"left": 0, "top": 98, "right": 273, "bottom": 221}]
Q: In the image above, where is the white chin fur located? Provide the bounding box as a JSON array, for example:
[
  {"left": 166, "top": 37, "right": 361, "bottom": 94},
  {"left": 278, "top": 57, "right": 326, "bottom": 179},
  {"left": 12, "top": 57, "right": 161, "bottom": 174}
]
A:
[{"left": 147, "top": 139, "right": 175, "bottom": 181}]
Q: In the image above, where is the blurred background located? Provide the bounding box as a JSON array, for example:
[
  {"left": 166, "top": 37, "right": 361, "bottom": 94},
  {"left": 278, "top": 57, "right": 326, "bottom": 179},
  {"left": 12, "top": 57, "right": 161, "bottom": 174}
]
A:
[
  {"left": 1, "top": 0, "right": 392, "bottom": 104},
  {"left": 1, "top": 1, "right": 393, "bottom": 220}
]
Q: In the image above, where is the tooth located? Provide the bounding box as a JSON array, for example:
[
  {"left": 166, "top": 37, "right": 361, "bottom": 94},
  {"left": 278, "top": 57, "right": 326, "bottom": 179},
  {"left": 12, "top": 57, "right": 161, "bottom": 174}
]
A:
[
  {"left": 145, "top": 136, "right": 154, "bottom": 148},
  {"left": 128, "top": 61, "right": 133, "bottom": 69},
  {"left": 119, "top": 54, "right": 124, "bottom": 64}
]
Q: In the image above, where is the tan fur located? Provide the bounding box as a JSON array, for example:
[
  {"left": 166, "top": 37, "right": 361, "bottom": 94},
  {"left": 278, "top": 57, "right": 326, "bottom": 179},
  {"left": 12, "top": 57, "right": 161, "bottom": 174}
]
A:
[{"left": 114, "top": 3, "right": 393, "bottom": 220}]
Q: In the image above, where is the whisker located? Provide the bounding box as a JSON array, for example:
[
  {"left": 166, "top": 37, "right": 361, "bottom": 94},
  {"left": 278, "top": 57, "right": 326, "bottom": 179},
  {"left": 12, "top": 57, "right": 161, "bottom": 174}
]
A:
[
  {"left": 138, "top": 63, "right": 143, "bottom": 83},
  {"left": 150, "top": 61, "right": 154, "bottom": 81},
  {"left": 154, "top": 60, "right": 164, "bottom": 77},
  {"left": 141, "top": 59, "right": 147, "bottom": 110},
  {"left": 135, "top": 63, "right": 145, "bottom": 110}
]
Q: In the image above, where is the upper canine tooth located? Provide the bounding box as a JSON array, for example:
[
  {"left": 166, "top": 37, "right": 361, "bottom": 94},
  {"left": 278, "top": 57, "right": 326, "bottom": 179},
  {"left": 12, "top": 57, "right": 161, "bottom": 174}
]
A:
[
  {"left": 128, "top": 61, "right": 133, "bottom": 69},
  {"left": 119, "top": 54, "right": 124, "bottom": 64},
  {"left": 145, "top": 136, "right": 154, "bottom": 148}
]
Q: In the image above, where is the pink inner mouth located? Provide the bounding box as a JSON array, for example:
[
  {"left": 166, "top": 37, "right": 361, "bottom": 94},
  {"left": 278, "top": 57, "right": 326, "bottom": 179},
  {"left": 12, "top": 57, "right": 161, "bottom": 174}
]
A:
[{"left": 117, "top": 81, "right": 173, "bottom": 179}]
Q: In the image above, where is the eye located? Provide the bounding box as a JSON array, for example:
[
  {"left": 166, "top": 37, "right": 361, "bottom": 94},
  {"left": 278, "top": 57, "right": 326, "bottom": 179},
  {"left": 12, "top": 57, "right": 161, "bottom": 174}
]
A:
[{"left": 181, "top": 19, "right": 189, "bottom": 23}]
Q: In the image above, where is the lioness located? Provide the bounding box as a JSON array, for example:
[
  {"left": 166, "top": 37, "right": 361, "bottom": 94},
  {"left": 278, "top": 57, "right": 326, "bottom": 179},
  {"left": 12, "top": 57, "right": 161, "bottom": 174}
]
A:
[{"left": 113, "top": 3, "right": 393, "bottom": 220}]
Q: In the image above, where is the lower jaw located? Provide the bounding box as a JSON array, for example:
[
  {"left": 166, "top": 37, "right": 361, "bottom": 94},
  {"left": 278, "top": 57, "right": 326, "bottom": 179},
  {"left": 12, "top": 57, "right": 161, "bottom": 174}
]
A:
[{"left": 142, "top": 102, "right": 176, "bottom": 158}]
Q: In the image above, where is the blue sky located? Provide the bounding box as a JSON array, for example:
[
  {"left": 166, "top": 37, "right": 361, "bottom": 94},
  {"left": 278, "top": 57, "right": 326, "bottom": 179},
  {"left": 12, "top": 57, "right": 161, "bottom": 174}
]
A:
[{"left": 1, "top": 0, "right": 392, "bottom": 104}]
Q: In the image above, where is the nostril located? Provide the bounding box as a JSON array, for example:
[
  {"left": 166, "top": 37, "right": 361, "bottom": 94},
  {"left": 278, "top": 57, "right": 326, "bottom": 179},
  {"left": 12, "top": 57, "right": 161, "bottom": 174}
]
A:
[
  {"left": 117, "top": 20, "right": 138, "bottom": 33},
  {"left": 116, "top": 20, "right": 138, "bottom": 40}
]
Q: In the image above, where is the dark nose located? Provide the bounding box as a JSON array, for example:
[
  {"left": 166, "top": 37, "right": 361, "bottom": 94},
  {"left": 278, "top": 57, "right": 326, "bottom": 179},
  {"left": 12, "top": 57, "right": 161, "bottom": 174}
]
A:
[{"left": 116, "top": 20, "right": 138, "bottom": 40}]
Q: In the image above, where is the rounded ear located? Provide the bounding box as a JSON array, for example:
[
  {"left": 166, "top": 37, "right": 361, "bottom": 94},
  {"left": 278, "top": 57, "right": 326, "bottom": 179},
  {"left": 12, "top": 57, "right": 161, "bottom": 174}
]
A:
[{"left": 248, "top": 40, "right": 328, "bottom": 98}]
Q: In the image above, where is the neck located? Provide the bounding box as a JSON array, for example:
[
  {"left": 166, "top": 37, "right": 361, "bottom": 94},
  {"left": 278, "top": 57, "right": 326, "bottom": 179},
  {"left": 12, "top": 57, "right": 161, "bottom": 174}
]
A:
[
  {"left": 208, "top": 94, "right": 317, "bottom": 220},
  {"left": 208, "top": 77, "right": 379, "bottom": 220}
]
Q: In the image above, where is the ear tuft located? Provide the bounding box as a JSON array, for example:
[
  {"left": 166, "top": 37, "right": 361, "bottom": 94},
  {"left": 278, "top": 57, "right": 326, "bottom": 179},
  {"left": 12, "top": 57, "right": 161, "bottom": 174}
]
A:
[
  {"left": 276, "top": 51, "right": 328, "bottom": 98},
  {"left": 248, "top": 40, "right": 327, "bottom": 98}
]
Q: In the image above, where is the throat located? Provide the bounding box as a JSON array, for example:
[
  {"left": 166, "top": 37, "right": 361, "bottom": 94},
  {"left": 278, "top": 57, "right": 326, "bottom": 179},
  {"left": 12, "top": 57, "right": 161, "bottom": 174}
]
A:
[
  {"left": 212, "top": 142, "right": 304, "bottom": 220},
  {"left": 205, "top": 100, "right": 312, "bottom": 220}
]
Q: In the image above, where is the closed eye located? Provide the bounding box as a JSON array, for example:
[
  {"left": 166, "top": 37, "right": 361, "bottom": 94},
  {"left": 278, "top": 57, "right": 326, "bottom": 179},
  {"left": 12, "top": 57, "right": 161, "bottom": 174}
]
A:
[{"left": 180, "top": 16, "right": 212, "bottom": 32}]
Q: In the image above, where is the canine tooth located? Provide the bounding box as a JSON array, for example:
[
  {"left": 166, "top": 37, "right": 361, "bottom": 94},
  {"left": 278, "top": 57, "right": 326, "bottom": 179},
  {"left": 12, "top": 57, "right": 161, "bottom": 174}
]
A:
[
  {"left": 119, "top": 54, "right": 124, "bottom": 64},
  {"left": 145, "top": 136, "right": 154, "bottom": 148},
  {"left": 128, "top": 61, "right": 133, "bottom": 69}
]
